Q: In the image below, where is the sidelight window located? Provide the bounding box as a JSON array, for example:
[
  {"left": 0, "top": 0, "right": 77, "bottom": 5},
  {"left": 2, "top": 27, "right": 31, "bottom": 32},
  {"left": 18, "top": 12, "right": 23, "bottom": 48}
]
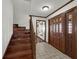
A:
[{"left": 68, "top": 15, "right": 72, "bottom": 34}]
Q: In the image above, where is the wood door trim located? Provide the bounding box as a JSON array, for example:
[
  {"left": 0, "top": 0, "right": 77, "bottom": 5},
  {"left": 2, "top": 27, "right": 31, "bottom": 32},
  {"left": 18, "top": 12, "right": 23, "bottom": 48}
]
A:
[
  {"left": 48, "top": 20, "right": 50, "bottom": 43},
  {"left": 65, "top": 7, "right": 77, "bottom": 59}
]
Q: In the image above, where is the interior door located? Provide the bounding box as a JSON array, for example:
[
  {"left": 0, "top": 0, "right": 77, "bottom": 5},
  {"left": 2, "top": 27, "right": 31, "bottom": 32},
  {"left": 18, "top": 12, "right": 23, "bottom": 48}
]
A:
[
  {"left": 48, "top": 7, "right": 77, "bottom": 59},
  {"left": 65, "top": 7, "right": 77, "bottom": 59},
  {"left": 58, "top": 13, "right": 65, "bottom": 53},
  {"left": 52, "top": 19, "right": 56, "bottom": 47},
  {"left": 36, "top": 20, "right": 46, "bottom": 41},
  {"left": 55, "top": 17, "right": 60, "bottom": 49}
]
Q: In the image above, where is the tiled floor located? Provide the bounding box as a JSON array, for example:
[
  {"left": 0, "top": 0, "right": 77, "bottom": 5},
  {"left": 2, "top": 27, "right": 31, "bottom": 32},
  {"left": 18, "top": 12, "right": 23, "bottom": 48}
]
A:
[{"left": 36, "top": 42, "right": 71, "bottom": 59}]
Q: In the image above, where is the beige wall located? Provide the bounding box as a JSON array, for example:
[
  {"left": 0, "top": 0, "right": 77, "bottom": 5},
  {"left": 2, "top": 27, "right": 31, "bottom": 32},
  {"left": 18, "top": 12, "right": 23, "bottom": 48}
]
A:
[{"left": 2, "top": 0, "right": 13, "bottom": 56}]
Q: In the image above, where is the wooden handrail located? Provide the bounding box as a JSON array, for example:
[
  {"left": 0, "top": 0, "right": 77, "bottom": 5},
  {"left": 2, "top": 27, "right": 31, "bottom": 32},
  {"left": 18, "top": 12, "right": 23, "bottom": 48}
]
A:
[{"left": 30, "top": 15, "right": 36, "bottom": 59}]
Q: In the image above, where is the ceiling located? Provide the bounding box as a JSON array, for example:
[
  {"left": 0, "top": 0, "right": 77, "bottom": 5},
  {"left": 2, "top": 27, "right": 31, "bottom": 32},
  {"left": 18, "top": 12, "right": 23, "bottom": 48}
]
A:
[{"left": 12, "top": 0, "right": 72, "bottom": 17}]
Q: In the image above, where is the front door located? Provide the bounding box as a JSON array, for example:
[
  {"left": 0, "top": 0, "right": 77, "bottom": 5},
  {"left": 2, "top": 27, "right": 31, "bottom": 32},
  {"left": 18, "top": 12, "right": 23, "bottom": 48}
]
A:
[{"left": 36, "top": 20, "right": 46, "bottom": 42}]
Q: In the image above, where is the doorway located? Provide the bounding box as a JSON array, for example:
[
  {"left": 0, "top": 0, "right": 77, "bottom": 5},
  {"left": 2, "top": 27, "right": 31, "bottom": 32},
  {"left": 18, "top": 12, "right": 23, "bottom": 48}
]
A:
[{"left": 36, "top": 20, "right": 46, "bottom": 43}]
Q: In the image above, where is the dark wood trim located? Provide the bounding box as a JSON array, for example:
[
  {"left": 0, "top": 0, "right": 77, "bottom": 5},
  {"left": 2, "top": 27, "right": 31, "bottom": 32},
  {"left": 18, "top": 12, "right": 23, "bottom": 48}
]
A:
[
  {"left": 46, "top": 0, "right": 74, "bottom": 17},
  {"left": 3, "top": 34, "right": 13, "bottom": 58},
  {"left": 48, "top": 6, "right": 77, "bottom": 21},
  {"left": 36, "top": 20, "right": 46, "bottom": 42}
]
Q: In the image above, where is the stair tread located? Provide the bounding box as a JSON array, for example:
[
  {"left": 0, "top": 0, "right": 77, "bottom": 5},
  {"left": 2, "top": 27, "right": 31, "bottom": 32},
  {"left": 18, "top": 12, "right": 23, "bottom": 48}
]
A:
[
  {"left": 9, "top": 43, "right": 31, "bottom": 48},
  {"left": 5, "top": 50, "right": 32, "bottom": 58},
  {"left": 12, "top": 37, "right": 30, "bottom": 40},
  {"left": 13, "top": 27, "right": 30, "bottom": 31},
  {"left": 13, "top": 34, "right": 30, "bottom": 38},
  {"left": 11, "top": 38, "right": 30, "bottom": 41},
  {"left": 7, "top": 47, "right": 32, "bottom": 54},
  {"left": 11, "top": 38, "right": 30, "bottom": 42}
]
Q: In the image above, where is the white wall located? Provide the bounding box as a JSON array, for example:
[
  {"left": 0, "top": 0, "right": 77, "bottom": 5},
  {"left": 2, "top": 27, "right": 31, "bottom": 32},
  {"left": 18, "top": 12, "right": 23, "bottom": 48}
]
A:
[
  {"left": 13, "top": 0, "right": 30, "bottom": 29},
  {"left": 13, "top": 14, "right": 30, "bottom": 29},
  {"left": 2, "top": 0, "right": 13, "bottom": 56},
  {"left": 46, "top": 0, "right": 77, "bottom": 42}
]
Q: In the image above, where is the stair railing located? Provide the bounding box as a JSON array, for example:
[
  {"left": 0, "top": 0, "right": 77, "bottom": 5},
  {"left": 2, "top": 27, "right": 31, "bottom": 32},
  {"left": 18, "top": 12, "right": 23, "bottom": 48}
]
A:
[{"left": 30, "top": 15, "right": 36, "bottom": 59}]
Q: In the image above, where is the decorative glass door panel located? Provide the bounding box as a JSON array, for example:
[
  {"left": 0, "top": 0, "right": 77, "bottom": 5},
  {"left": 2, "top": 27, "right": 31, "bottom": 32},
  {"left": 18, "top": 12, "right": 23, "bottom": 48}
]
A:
[
  {"left": 59, "top": 23, "right": 62, "bottom": 33},
  {"left": 68, "top": 15, "right": 72, "bottom": 34},
  {"left": 36, "top": 20, "right": 46, "bottom": 41}
]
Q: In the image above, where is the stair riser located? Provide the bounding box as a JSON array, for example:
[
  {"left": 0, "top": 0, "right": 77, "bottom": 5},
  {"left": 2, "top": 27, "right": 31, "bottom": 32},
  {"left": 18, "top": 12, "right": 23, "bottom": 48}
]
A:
[
  {"left": 14, "top": 32, "right": 30, "bottom": 34},
  {"left": 8, "top": 43, "right": 31, "bottom": 48},
  {"left": 10, "top": 41, "right": 31, "bottom": 45},
  {"left": 4, "top": 54, "right": 33, "bottom": 59},
  {"left": 5, "top": 52, "right": 32, "bottom": 59},
  {"left": 7, "top": 47, "right": 32, "bottom": 54},
  {"left": 11, "top": 39, "right": 30, "bottom": 42},
  {"left": 14, "top": 33, "right": 30, "bottom": 36},
  {"left": 15, "top": 27, "right": 25, "bottom": 29},
  {"left": 4, "top": 55, "right": 33, "bottom": 59},
  {"left": 11, "top": 38, "right": 30, "bottom": 41},
  {"left": 14, "top": 34, "right": 30, "bottom": 38},
  {"left": 13, "top": 36, "right": 30, "bottom": 38}
]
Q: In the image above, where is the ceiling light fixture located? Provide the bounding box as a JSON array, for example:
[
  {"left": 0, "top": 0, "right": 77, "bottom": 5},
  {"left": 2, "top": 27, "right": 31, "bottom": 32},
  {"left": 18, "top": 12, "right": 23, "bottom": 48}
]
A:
[{"left": 42, "top": 6, "right": 49, "bottom": 11}]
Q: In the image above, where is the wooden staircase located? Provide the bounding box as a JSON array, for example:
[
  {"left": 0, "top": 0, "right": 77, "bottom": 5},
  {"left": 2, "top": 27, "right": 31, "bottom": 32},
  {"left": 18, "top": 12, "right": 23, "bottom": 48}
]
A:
[{"left": 3, "top": 24, "right": 33, "bottom": 59}]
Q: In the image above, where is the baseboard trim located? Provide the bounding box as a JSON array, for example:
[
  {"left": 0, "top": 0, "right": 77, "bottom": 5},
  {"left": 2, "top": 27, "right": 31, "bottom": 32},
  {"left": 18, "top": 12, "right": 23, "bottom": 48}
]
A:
[{"left": 3, "top": 34, "right": 13, "bottom": 58}]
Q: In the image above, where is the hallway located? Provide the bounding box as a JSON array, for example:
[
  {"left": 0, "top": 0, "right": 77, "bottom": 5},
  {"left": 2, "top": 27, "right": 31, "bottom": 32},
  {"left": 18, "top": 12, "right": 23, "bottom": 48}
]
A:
[
  {"left": 36, "top": 42, "right": 71, "bottom": 59},
  {"left": 2, "top": 0, "right": 77, "bottom": 59}
]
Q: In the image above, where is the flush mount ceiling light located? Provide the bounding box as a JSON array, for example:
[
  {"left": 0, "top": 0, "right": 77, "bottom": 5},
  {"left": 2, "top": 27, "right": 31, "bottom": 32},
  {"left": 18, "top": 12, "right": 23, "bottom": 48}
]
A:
[{"left": 42, "top": 6, "right": 49, "bottom": 11}]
